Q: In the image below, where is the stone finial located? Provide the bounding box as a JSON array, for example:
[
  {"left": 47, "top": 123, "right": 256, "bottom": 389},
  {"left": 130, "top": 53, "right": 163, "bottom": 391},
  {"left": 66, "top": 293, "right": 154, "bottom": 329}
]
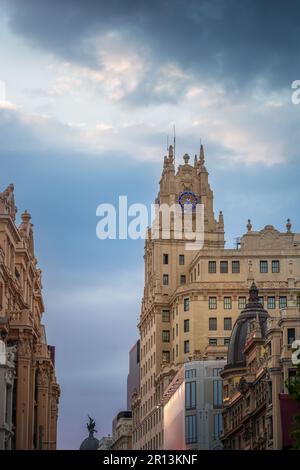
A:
[
  {"left": 218, "top": 210, "right": 224, "bottom": 227},
  {"left": 194, "top": 154, "right": 197, "bottom": 167},
  {"left": 199, "top": 144, "right": 205, "bottom": 164},
  {"left": 247, "top": 219, "right": 252, "bottom": 232},
  {"left": 183, "top": 153, "right": 190, "bottom": 164},
  {"left": 21, "top": 210, "right": 31, "bottom": 223},
  {"left": 286, "top": 218, "right": 292, "bottom": 233},
  {"left": 168, "top": 144, "right": 174, "bottom": 162}
]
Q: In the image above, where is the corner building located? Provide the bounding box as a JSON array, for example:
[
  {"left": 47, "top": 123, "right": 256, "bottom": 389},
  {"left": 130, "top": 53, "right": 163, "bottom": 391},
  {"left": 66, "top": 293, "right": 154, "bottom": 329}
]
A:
[
  {"left": 131, "top": 146, "right": 300, "bottom": 450},
  {"left": 0, "top": 185, "right": 60, "bottom": 449}
]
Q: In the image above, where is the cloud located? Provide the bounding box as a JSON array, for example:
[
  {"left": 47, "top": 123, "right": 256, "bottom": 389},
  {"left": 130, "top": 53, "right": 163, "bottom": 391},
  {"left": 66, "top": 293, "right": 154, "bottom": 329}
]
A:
[{"left": 2, "top": 0, "right": 300, "bottom": 104}]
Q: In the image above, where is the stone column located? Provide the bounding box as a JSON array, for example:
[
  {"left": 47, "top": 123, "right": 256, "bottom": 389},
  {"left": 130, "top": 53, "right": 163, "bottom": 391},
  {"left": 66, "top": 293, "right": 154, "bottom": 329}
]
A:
[
  {"left": 36, "top": 362, "right": 50, "bottom": 450},
  {"left": 16, "top": 336, "right": 33, "bottom": 449}
]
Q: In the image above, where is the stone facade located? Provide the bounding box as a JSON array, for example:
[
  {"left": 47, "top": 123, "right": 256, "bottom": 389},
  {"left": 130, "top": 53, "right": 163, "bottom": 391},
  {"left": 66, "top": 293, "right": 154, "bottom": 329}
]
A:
[
  {"left": 0, "top": 184, "right": 60, "bottom": 450},
  {"left": 221, "top": 300, "right": 300, "bottom": 449},
  {"left": 131, "top": 146, "right": 300, "bottom": 450},
  {"left": 110, "top": 411, "right": 132, "bottom": 450}
]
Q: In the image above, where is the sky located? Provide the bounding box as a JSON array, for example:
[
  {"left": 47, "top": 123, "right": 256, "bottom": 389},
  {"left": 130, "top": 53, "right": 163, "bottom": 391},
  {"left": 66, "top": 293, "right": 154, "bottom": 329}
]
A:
[{"left": 0, "top": 0, "right": 300, "bottom": 449}]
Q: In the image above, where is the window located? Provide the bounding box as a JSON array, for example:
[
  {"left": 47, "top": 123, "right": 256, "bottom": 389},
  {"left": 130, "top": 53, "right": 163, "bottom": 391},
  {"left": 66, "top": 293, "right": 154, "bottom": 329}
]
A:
[
  {"left": 267, "top": 296, "right": 276, "bottom": 309},
  {"left": 279, "top": 296, "right": 287, "bottom": 309},
  {"left": 238, "top": 297, "right": 246, "bottom": 309},
  {"left": 185, "top": 369, "right": 196, "bottom": 379},
  {"left": 213, "top": 379, "right": 223, "bottom": 407},
  {"left": 297, "top": 294, "right": 300, "bottom": 307},
  {"left": 162, "top": 330, "right": 170, "bottom": 342},
  {"left": 163, "top": 274, "right": 169, "bottom": 285},
  {"left": 162, "top": 351, "right": 170, "bottom": 363},
  {"left": 214, "top": 413, "right": 223, "bottom": 439},
  {"left": 220, "top": 261, "right": 228, "bottom": 273},
  {"left": 185, "top": 415, "right": 197, "bottom": 444},
  {"left": 184, "top": 340, "right": 190, "bottom": 353},
  {"left": 185, "top": 381, "right": 196, "bottom": 409},
  {"left": 287, "top": 328, "right": 295, "bottom": 345},
  {"left": 223, "top": 297, "right": 232, "bottom": 309},
  {"left": 179, "top": 254, "right": 185, "bottom": 265},
  {"left": 213, "top": 368, "right": 223, "bottom": 377},
  {"left": 209, "top": 317, "right": 217, "bottom": 330},
  {"left": 184, "top": 298, "right": 190, "bottom": 312},
  {"left": 162, "top": 310, "right": 170, "bottom": 322},
  {"left": 272, "top": 260, "right": 280, "bottom": 273},
  {"left": 184, "top": 319, "right": 190, "bottom": 333},
  {"left": 209, "top": 338, "right": 217, "bottom": 346},
  {"left": 176, "top": 344, "right": 178, "bottom": 357},
  {"left": 180, "top": 275, "right": 186, "bottom": 285},
  {"left": 208, "top": 261, "right": 216, "bottom": 273},
  {"left": 288, "top": 368, "right": 297, "bottom": 386},
  {"left": 259, "top": 296, "right": 264, "bottom": 307},
  {"left": 163, "top": 253, "right": 169, "bottom": 265},
  {"left": 224, "top": 317, "right": 232, "bottom": 330},
  {"left": 224, "top": 338, "right": 230, "bottom": 346},
  {"left": 232, "top": 260, "right": 240, "bottom": 273},
  {"left": 260, "top": 260, "right": 268, "bottom": 273},
  {"left": 209, "top": 297, "right": 217, "bottom": 309}
]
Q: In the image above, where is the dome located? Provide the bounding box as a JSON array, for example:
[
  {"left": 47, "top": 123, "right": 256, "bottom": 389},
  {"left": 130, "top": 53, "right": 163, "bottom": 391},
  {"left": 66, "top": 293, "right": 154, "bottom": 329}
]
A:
[
  {"left": 225, "top": 282, "right": 269, "bottom": 370},
  {"left": 79, "top": 432, "right": 99, "bottom": 450},
  {"left": 79, "top": 416, "right": 99, "bottom": 450}
]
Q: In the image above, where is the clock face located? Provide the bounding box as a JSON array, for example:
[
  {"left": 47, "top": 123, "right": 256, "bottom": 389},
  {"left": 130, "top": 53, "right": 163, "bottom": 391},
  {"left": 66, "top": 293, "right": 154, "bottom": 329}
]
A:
[{"left": 178, "top": 191, "right": 199, "bottom": 211}]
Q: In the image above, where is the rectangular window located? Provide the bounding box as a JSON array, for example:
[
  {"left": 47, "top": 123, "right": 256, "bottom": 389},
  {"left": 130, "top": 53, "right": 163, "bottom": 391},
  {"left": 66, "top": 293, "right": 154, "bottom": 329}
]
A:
[
  {"left": 272, "top": 260, "right": 280, "bottom": 273},
  {"left": 259, "top": 296, "right": 264, "bottom": 307},
  {"left": 162, "top": 310, "right": 170, "bottom": 322},
  {"left": 297, "top": 294, "right": 300, "bottom": 307},
  {"left": 279, "top": 296, "right": 287, "bottom": 309},
  {"left": 238, "top": 297, "right": 246, "bottom": 309},
  {"left": 185, "top": 415, "right": 197, "bottom": 444},
  {"left": 288, "top": 369, "right": 297, "bottom": 386},
  {"left": 185, "top": 369, "right": 196, "bottom": 379},
  {"left": 223, "top": 297, "right": 232, "bottom": 309},
  {"left": 184, "top": 340, "right": 190, "bottom": 353},
  {"left": 163, "top": 274, "right": 169, "bottom": 285},
  {"left": 224, "top": 317, "right": 232, "bottom": 330},
  {"left": 176, "top": 344, "right": 178, "bottom": 357},
  {"left": 232, "top": 260, "right": 240, "bottom": 273},
  {"left": 184, "top": 319, "right": 190, "bottom": 333},
  {"left": 209, "top": 297, "right": 217, "bottom": 309},
  {"left": 224, "top": 338, "right": 230, "bottom": 346},
  {"left": 184, "top": 298, "right": 190, "bottom": 312},
  {"left": 260, "top": 260, "right": 268, "bottom": 273},
  {"left": 162, "top": 351, "right": 170, "bottom": 363},
  {"left": 267, "top": 296, "right": 276, "bottom": 309},
  {"left": 185, "top": 381, "right": 196, "bottom": 410},
  {"left": 209, "top": 317, "right": 217, "bottom": 331},
  {"left": 220, "top": 261, "right": 228, "bottom": 273},
  {"left": 213, "top": 368, "right": 223, "bottom": 377},
  {"left": 179, "top": 254, "right": 185, "bottom": 265},
  {"left": 287, "top": 328, "right": 295, "bottom": 345},
  {"left": 208, "top": 261, "right": 216, "bottom": 273},
  {"left": 209, "top": 338, "right": 217, "bottom": 346},
  {"left": 162, "top": 330, "right": 170, "bottom": 342},
  {"left": 163, "top": 253, "right": 169, "bottom": 265},
  {"left": 213, "top": 413, "right": 223, "bottom": 439},
  {"left": 213, "top": 379, "right": 223, "bottom": 407},
  {"left": 180, "top": 275, "right": 186, "bottom": 285}
]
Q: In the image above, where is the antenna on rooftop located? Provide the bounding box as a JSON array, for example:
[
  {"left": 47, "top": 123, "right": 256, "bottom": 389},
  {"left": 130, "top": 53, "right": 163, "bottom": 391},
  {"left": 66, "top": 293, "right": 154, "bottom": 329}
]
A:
[{"left": 234, "top": 237, "right": 241, "bottom": 250}]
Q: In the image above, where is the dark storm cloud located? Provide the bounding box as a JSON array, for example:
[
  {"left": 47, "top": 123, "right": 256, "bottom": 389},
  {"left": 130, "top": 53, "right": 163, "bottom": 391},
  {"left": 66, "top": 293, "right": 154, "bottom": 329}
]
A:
[{"left": 2, "top": 0, "right": 300, "bottom": 104}]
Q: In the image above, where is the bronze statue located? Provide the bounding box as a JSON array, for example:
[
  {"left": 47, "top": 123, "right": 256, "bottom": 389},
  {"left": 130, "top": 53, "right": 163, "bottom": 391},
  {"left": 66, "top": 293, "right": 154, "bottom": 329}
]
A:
[{"left": 87, "top": 415, "right": 97, "bottom": 435}]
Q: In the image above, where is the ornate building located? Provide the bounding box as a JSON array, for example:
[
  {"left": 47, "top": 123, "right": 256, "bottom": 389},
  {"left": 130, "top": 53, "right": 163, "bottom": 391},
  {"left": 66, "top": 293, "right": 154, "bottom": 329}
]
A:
[
  {"left": 0, "top": 184, "right": 60, "bottom": 450},
  {"left": 221, "top": 283, "right": 300, "bottom": 449},
  {"left": 110, "top": 411, "right": 132, "bottom": 450},
  {"left": 131, "top": 146, "right": 300, "bottom": 450}
]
